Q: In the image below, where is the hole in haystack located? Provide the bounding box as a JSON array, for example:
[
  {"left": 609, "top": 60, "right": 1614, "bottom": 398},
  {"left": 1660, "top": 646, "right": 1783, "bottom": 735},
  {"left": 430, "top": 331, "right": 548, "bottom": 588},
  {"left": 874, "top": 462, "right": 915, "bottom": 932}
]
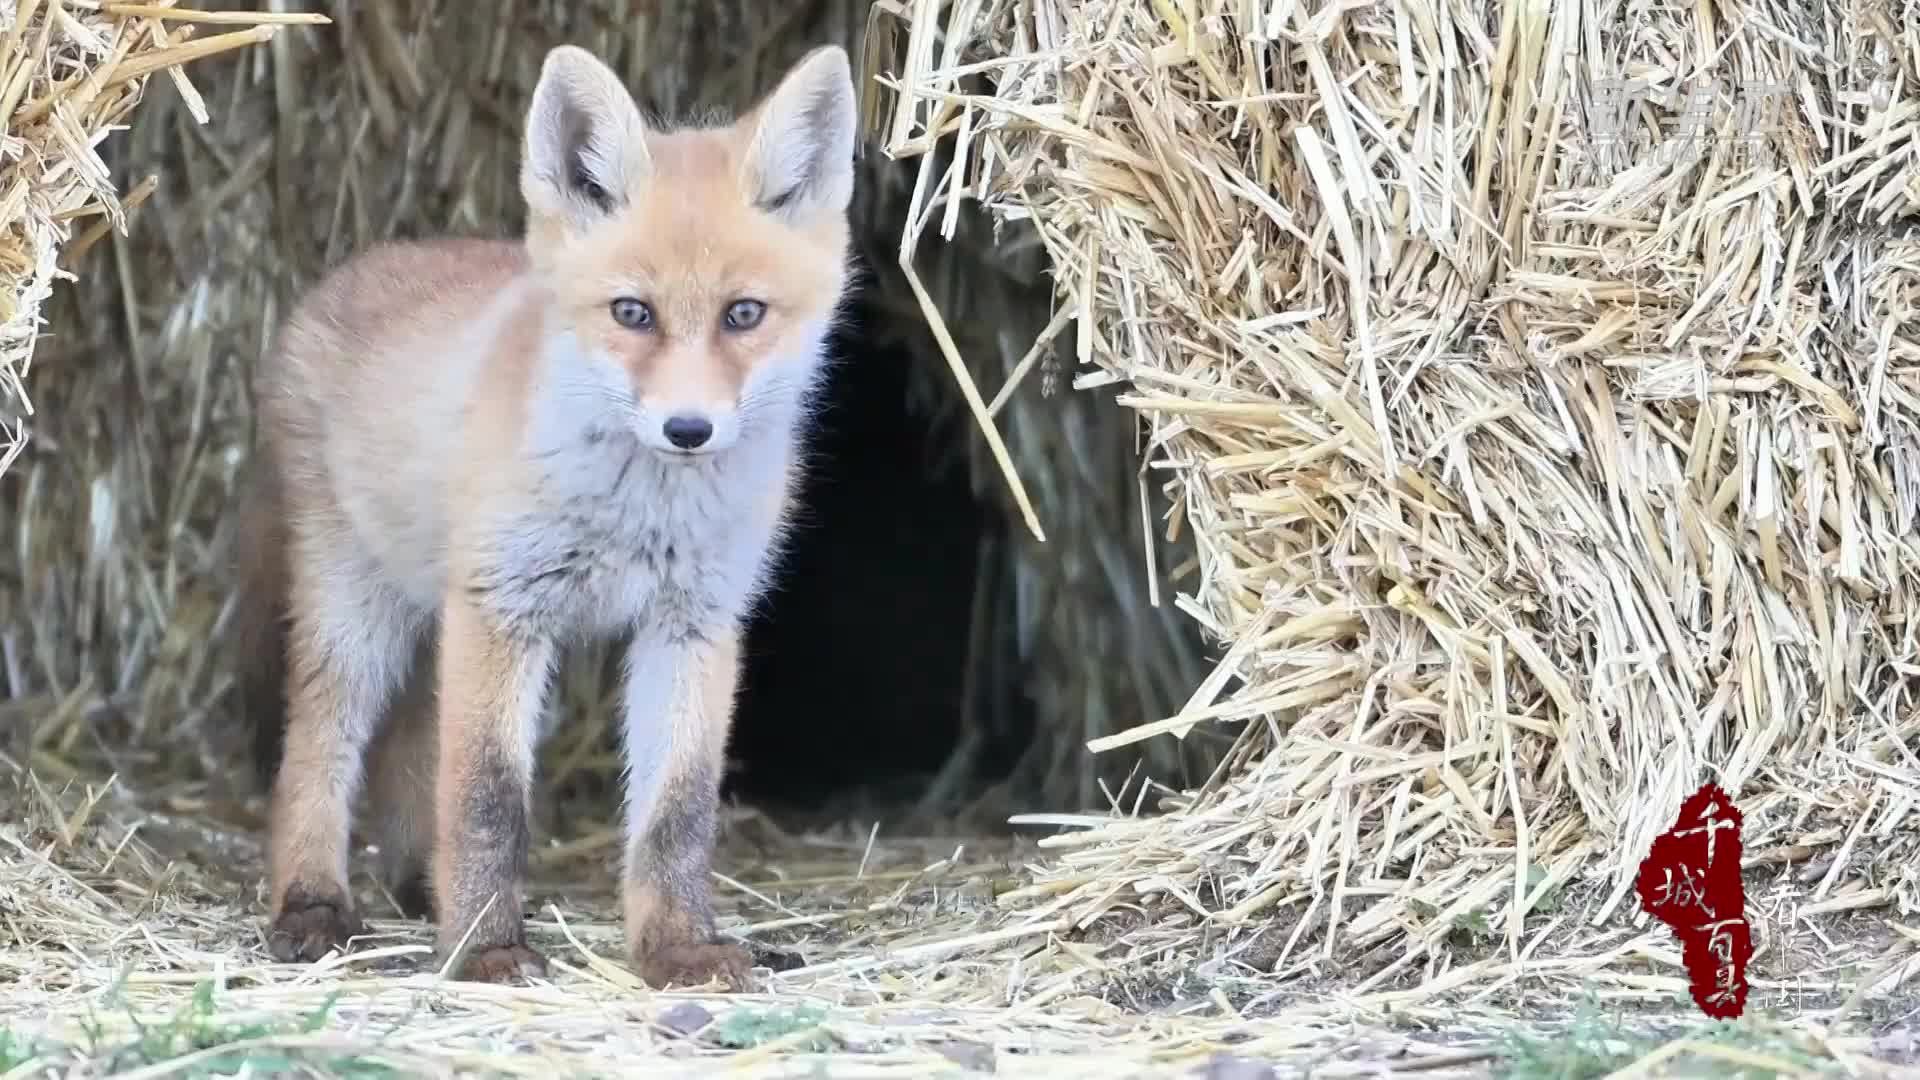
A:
[{"left": 724, "top": 298, "right": 1037, "bottom": 816}]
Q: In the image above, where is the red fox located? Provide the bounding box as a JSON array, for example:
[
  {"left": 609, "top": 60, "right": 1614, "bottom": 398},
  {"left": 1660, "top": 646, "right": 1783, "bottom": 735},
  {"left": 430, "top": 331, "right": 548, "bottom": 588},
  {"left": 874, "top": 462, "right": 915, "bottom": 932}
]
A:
[{"left": 227, "top": 43, "right": 858, "bottom": 988}]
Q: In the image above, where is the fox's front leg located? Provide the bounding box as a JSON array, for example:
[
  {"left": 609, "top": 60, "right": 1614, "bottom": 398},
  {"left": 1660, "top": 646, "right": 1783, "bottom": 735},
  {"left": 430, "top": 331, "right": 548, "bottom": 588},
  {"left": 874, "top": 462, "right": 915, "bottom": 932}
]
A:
[
  {"left": 620, "top": 626, "right": 752, "bottom": 990},
  {"left": 431, "top": 592, "right": 556, "bottom": 983}
]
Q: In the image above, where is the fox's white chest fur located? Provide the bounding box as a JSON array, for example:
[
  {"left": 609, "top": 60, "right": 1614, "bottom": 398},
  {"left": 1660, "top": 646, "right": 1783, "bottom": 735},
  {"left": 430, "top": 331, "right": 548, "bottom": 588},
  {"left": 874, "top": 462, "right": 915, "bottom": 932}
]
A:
[{"left": 463, "top": 329, "right": 809, "bottom": 644}]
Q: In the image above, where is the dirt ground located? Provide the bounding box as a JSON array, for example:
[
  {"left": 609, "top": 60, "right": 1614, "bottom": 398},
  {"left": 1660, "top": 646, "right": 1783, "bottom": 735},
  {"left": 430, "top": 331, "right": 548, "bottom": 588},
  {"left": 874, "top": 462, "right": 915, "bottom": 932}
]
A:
[{"left": 2, "top": 762, "right": 1916, "bottom": 1078}]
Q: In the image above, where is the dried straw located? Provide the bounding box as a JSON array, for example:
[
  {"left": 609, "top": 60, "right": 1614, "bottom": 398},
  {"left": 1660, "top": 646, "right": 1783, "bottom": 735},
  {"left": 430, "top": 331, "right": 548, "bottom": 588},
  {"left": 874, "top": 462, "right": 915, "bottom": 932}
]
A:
[
  {"left": 4, "top": 768, "right": 1915, "bottom": 1075},
  {"left": 0, "top": 0, "right": 316, "bottom": 779},
  {"left": 0, "top": 1, "right": 315, "bottom": 484},
  {"left": 874, "top": 0, "right": 1920, "bottom": 985}
]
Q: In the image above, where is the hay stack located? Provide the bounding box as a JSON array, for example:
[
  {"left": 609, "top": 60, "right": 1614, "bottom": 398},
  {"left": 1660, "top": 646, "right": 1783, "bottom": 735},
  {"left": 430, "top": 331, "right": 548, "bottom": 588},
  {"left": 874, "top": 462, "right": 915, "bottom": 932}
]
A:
[
  {"left": 0, "top": 2, "right": 314, "bottom": 754},
  {"left": 878, "top": 0, "right": 1920, "bottom": 976},
  {"left": 0, "top": 3, "right": 305, "bottom": 473}
]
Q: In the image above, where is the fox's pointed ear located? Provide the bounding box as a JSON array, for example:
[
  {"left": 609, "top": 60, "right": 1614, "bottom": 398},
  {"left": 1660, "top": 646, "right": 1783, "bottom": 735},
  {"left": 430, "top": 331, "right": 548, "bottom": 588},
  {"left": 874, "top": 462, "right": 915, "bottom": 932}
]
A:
[
  {"left": 739, "top": 45, "right": 858, "bottom": 222},
  {"left": 521, "top": 45, "right": 649, "bottom": 234}
]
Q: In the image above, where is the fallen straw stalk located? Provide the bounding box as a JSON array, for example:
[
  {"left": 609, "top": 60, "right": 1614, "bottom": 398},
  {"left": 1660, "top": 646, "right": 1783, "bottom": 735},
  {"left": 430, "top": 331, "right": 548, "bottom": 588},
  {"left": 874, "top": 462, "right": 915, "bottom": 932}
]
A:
[{"left": 873, "top": 0, "right": 1920, "bottom": 980}]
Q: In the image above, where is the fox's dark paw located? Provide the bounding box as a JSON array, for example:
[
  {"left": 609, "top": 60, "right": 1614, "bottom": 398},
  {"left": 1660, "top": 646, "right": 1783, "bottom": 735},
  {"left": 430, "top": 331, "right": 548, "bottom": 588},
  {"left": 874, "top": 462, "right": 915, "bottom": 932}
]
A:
[
  {"left": 458, "top": 944, "right": 549, "bottom": 983},
  {"left": 751, "top": 943, "right": 806, "bottom": 972},
  {"left": 637, "top": 942, "right": 754, "bottom": 991},
  {"left": 267, "top": 889, "right": 363, "bottom": 963}
]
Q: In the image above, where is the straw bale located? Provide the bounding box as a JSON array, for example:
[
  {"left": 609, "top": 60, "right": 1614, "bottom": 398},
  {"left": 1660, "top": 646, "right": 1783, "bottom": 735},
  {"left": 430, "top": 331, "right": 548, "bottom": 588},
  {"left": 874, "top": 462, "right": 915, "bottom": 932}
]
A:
[
  {"left": 875, "top": 0, "right": 1920, "bottom": 974},
  {"left": 0, "top": 1, "right": 310, "bottom": 752},
  {"left": 3, "top": 0, "right": 1208, "bottom": 817}
]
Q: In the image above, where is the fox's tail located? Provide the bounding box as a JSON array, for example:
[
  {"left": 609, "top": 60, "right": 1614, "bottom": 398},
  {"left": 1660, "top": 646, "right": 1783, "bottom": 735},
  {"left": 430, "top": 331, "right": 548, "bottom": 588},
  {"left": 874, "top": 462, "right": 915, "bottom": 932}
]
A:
[{"left": 221, "top": 453, "right": 291, "bottom": 792}]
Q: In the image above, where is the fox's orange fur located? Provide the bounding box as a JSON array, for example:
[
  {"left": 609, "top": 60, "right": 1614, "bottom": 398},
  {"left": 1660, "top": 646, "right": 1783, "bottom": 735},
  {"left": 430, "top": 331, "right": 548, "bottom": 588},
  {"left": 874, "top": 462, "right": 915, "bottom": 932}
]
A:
[{"left": 228, "top": 43, "right": 858, "bottom": 987}]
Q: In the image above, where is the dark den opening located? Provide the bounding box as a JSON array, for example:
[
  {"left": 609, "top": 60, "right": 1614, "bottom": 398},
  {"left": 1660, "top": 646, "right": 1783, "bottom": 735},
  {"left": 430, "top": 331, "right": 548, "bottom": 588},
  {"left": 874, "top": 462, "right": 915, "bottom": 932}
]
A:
[{"left": 721, "top": 299, "right": 1017, "bottom": 813}]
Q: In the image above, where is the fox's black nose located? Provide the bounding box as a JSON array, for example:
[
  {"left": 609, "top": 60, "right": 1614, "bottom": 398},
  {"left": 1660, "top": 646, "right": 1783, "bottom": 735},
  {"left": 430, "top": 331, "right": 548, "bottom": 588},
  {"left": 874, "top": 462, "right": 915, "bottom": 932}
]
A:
[{"left": 663, "top": 414, "right": 713, "bottom": 449}]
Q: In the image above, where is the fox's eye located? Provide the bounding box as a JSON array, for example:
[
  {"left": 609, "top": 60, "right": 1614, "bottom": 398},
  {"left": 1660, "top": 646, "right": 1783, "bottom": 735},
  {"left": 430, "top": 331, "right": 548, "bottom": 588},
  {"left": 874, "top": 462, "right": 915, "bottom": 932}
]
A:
[
  {"left": 724, "top": 299, "right": 767, "bottom": 331},
  {"left": 611, "top": 298, "right": 653, "bottom": 329}
]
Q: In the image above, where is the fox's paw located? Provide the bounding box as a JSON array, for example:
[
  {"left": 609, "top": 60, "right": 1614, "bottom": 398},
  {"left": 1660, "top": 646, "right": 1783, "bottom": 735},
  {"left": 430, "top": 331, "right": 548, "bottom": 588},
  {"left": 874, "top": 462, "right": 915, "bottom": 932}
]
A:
[
  {"left": 636, "top": 943, "right": 754, "bottom": 991},
  {"left": 267, "top": 889, "right": 363, "bottom": 963},
  {"left": 458, "top": 944, "right": 549, "bottom": 984}
]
